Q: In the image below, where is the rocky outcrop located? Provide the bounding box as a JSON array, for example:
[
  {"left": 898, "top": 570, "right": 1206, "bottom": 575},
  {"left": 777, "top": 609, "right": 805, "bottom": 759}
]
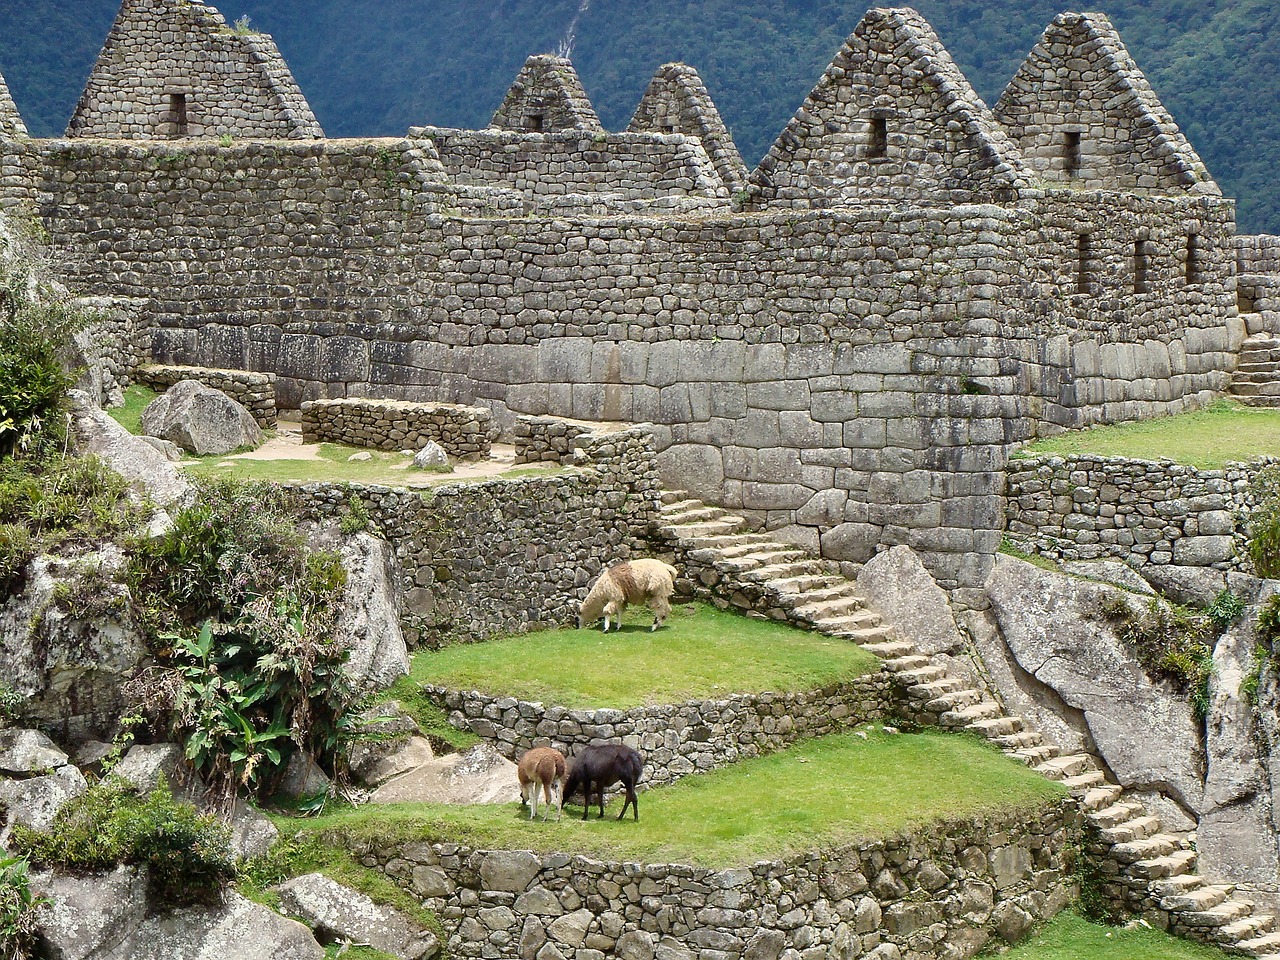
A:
[
  {"left": 68, "top": 390, "right": 191, "bottom": 507},
  {"left": 277, "top": 873, "right": 441, "bottom": 960},
  {"left": 34, "top": 866, "right": 150, "bottom": 960},
  {"left": 140, "top": 380, "right": 263, "bottom": 456},
  {"left": 102, "top": 892, "right": 322, "bottom": 960},
  {"left": 335, "top": 533, "right": 409, "bottom": 693},
  {"left": 370, "top": 743, "right": 518, "bottom": 806},
  {"left": 857, "top": 545, "right": 965, "bottom": 657}
]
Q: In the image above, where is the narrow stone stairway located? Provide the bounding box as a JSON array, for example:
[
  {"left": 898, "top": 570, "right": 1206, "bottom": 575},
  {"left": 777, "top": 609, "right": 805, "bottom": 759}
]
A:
[
  {"left": 1228, "top": 316, "right": 1280, "bottom": 408},
  {"left": 654, "top": 490, "right": 1280, "bottom": 959}
]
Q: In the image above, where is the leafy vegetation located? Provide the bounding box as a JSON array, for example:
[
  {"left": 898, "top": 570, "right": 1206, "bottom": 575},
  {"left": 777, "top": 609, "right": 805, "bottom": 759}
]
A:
[
  {"left": 993, "top": 910, "right": 1232, "bottom": 960},
  {"left": 407, "top": 602, "right": 879, "bottom": 709},
  {"left": 1101, "top": 596, "right": 1219, "bottom": 718},
  {"left": 0, "top": 855, "right": 46, "bottom": 960},
  {"left": 281, "top": 731, "right": 1065, "bottom": 868},
  {"left": 1019, "top": 400, "right": 1280, "bottom": 470},
  {"left": 13, "top": 779, "right": 236, "bottom": 907},
  {"left": 1249, "top": 464, "right": 1280, "bottom": 578},
  {"left": 4, "top": 1, "right": 1279, "bottom": 231}
]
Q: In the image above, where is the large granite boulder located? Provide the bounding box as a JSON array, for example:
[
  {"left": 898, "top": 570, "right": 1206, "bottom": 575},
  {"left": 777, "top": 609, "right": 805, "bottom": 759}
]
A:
[
  {"left": 856, "top": 545, "right": 964, "bottom": 656},
  {"left": 102, "top": 893, "right": 322, "bottom": 960},
  {"left": 0, "top": 762, "right": 87, "bottom": 836},
  {"left": 33, "top": 866, "right": 149, "bottom": 960},
  {"left": 335, "top": 533, "right": 409, "bottom": 694},
  {"left": 140, "top": 380, "right": 263, "bottom": 457},
  {"left": 68, "top": 390, "right": 191, "bottom": 507},
  {"left": 277, "top": 873, "right": 440, "bottom": 959},
  {"left": 0, "top": 549, "right": 147, "bottom": 741},
  {"left": 985, "top": 555, "right": 1204, "bottom": 818},
  {"left": 371, "top": 744, "right": 518, "bottom": 806}
]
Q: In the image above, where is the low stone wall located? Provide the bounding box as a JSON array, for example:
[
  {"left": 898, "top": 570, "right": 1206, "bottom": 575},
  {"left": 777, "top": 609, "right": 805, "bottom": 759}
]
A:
[
  {"left": 137, "top": 364, "right": 277, "bottom": 428},
  {"left": 513, "top": 416, "right": 599, "bottom": 465},
  {"left": 1238, "top": 235, "right": 1280, "bottom": 276},
  {"left": 348, "top": 800, "right": 1080, "bottom": 960},
  {"left": 300, "top": 398, "right": 493, "bottom": 460},
  {"left": 1004, "top": 454, "right": 1277, "bottom": 570},
  {"left": 424, "top": 676, "right": 893, "bottom": 787},
  {"left": 286, "top": 427, "right": 661, "bottom": 646}
]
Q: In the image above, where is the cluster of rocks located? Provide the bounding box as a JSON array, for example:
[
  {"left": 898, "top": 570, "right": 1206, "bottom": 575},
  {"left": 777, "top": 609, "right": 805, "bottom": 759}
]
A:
[
  {"left": 347, "top": 803, "right": 1078, "bottom": 960},
  {"left": 514, "top": 415, "right": 599, "bottom": 465},
  {"left": 286, "top": 426, "right": 662, "bottom": 646},
  {"left": 301, "top": 397, "right": 493, "bottom": 461},
  {"left": 426, "top": 678, "right": 891, "bottom": 788},
  {"left": 137, "top": 363, "right": 278, "bottom": 427},
  {"left": 1006, "top": 453, "right": 1267, "bottom": 570}
]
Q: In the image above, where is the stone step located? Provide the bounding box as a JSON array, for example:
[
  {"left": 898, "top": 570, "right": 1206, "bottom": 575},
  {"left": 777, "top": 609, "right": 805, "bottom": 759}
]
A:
[
  {"left": 659, "top": 517, "right": 748, "bottom": 538},
  {"left": 860, "top": 640, "right": 916, "bottom": 659},
  {"left": 1227, "top": 381, "right": 1280, "bottom": 397},
  {"left": 990, "top": 731, "right": 1045, "bottom": 751},
  {"left": 740, "top": 560, "right": 832, "bottom": 583},
  {"left": 940, "top": 701, "right": 1003, "bottom": 728},
  {"left": 1112, "top": 834, "right": 1182, "bottom": 866},
  {"left": 1090, "top": 801, "right": 1148, "bottom": 830},
  {"left": 1162, "top": 883, "right": 1235, "bottom": 913},
  {"left": 1127, "top": 849, "right": 1198, "bottom": 880},
  {"left": 1100, "top": 815, "right": 1163, "bottom": 845},
  {"left": 1235, "top": 361, "right": 1280, "bottom": 374},
  {"left": 791, "top": 595, "right": 873, "bottom": 622},
  {"left": 660, "top": 489, "right": 691, "bottom": 505},
  {"left": 1217, "top": 914, "right": 1276, "bottom": 945},
  {"left": 1060, "top": 769, "right": 1107, "bottom": 793},
  {"left": 711, "top": 551, "right": 804, "bottom": 575},
  {"left": 1179, "top": 899, "right": 1253, "bottom": 928},
  {"left": 1231, "top": 371, "right": 1280, "bottom": 384},
  {"left": 1080, "top": 784, "right": 1124, "bottom": 812},
  {"left": 766, "top": 577, "right": 849, "bottom": 599},
  {"left": 701, "top": 539, "right": 796, "bottom": 560},
  {"left": 661, "top": 504, "right": 724, "bottom": 524},
  {"left": 925, "top": 689, "right": 986, "bottom": 714},
  {"left": 1034, "top": 754, "right": 1095, "bottom": 781},
  {"left": 1230, "top": 931, "right": 1280, "bottom": 958},
  {"left": 894, "top": 665, "right": 948, "bottom": 685},
  {"left": 1151, "top": 873, "right": 1207, "bottom": 898},
  {"left": 1013, "top": 745, "right": 1060, "bottom": 766},
  {"left": 825, "top": 623, "right": 893, "bottom": 645},
  {"left": 882, "top": 655, "right": 931, "bottom": 674},
  {"left": 1236, "top": 395, "right": 1280, "bottom": 409},
  {"left": 907, "top": 678, "right": 968, "bottom": 701},
  {"left": 967, "top": 716, "right": 1024, "bottom": 738},
  {"left": 677, "top": 533, "right": 776, "bottom": 552}
]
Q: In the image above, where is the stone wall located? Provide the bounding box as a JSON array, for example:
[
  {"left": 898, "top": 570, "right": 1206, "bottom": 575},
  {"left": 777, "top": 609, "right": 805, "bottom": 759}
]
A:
[
  {"left": 513, "top": 416, "right": 598, "bottom": 465},
  {"left": 489, "top": 56, "right": 603, "bottom": 134},
  {"left": 137, "top": 363, "right": 276, "bottom": 427},
  {"left": 411, "top": 128, "right": 729, "bottom": 205},
  {"left": 70, "top": 296, "right": 150, "bottom": 407},
  {"left": 1004, "top": 453, "right": 1276, "bottom": 571},
  {"left": 424, "top": 677, "right": 893, "bottom": 787},
  {"left": 1237, "top": 235, "right": 1280, "bottom": 276},
  {"left": 286, "top": 427, "right": 660, "bottom": 646},
  {"left": 0, "top": 70, "right": 26, "bottom": 140},
  {"left": 300, "top": 398, "right": 492, "bottom": 460},
  {"left": 349, "top": 801, "right": 1080, "bottom": 960},
  {"left": 67, "top": 0, "right": 322, "bottom": 140}
]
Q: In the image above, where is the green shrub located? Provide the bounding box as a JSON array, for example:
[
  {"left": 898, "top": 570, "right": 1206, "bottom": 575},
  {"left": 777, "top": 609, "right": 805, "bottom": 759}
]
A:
[
  {"left": 1102, "top": 596, "right": 1216, "bottom": 718},
  {"left": 13, "top": 779, "right": 235, "bottom": 907},
  {"left": 0, "top": 855, "right": 45, "bottom": 960},
  {"left": 1205, "top": 589, "right": 1247, "bottom": 629}
]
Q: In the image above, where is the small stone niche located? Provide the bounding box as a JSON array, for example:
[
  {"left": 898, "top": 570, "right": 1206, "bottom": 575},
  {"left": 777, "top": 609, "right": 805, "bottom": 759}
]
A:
[
  {"left": 166, "top": 92, "right": 189, "bottom": 137},
  {"left": 1064, "top": 130, "right": 1082, "bottom": 177},
  {"left": 867, "top": 116, "right": 888, "bottom": 160}
]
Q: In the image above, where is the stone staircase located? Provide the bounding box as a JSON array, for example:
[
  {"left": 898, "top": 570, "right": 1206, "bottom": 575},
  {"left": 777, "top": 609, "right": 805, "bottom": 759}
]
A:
[
  {"left": 654, "top": 490, "right": 1280, "bottom": 959},
  {"left": 1228, "top": 312, "right": 1280, "bottom": 408}
]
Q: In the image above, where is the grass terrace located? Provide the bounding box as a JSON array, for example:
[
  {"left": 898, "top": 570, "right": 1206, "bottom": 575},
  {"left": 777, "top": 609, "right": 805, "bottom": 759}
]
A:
[
  {"left": 399, "top": 602, "right": 880, "bottom": 709},
  {"left": 281, "top": 731, "right": 1066, "bottom": 869},
  {"left": 998, "top": 911, "right": 1232, "bottom": 960},
  {"left": 1016, "top": 399, "right": 1280, "bottom": 469}
]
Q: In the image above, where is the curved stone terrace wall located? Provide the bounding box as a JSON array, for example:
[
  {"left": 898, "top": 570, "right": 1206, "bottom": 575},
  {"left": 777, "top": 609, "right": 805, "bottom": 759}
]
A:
[
  {"left": 285, "top": 427, "right": 661, "bottom": 646},
  {"left": 423, "top": 677, "right": 893, "bottom": 787},
  {"left": 348, "top": 800, "right": 1080, "bottom": 960},
  {"left": 1005, "top": 453, "right": 1278, "bottom": 571},
  {"left": 300, "top": 397, "right": 493, "bottom": 460},
  {"left": 137, "top": 363, "right": 277, "bottom": 427}
]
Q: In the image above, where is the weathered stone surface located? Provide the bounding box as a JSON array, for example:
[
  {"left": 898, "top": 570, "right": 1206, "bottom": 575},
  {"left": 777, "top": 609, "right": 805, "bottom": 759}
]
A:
[
  {"left": 0, "top": 729, "right": 69, "bottom": 775},
  {"left": 277, "top": 873, "right": 440, "bottom": 960},
  {"left": 856, "top": 544, "right": 963, "bottom": 655},
  {"left": 414, "top": 440, "right": 452, "bottom": 471},
  {"left": 225, "top": 797, "right": 279, "bottom": 861},
  {"left": 336, "top": 533, "right": 410, "bottom": 693},
  {"left": 1062, "top": 560, "right": 1154, "bottom": 596},
  {"left": 107, "top": 892, "right": 323, "bottom": 960},
  {"left": 0, "top": 764, "right": 87, "bottom": 834},
  {"left": 547, "top": 909, "right": 594, "bottom": 949},
  {"left": 275, "top": 751, "right": 331, "bottom": 802},
  {"left": 33, "top": 866, "right": 148, "bottom": 960},
  {"left": 140, "top": 380, "right": 263, "bottom": 456},
  {"left": 1139, "top": 564, "right": 1228, "bottom": 606},
  {"left": 68, "top": 390, "right": 191, "bottom": 507},
  {"left": 137, "top": 436, "right": 183, "bottom": 462},
  {"left": 986, "top": 555, "right": 1204, "bottom": 814},
  {"left": 349, "top": 703, "right": 428, "bottom": 786},
  {"left": 371, "top": 744, "right": 519, "bottom": 806},
  {"left": 113, "top": 743, "right": 199, "bottom": 797},
  {"left": 479, "top": 851, "right": 543, "bottom": 894}
]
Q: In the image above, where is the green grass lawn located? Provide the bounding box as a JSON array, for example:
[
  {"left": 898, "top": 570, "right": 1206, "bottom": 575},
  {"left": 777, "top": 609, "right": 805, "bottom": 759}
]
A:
[
  {"left": 285, "top": 731, "right": 1065, "bottom": 868},
  {"left": 107, "top": 384, "right": 160, "bottom": 435},
  {"left": 404, "top": 602, "right": 880, "bottom": 708},
  {"left": 183, "top": 441, "right": 425, "bottom": 486},
  {"left": 998, "top": 911, "right": 1231, "bottom": 960},
  {"left": 1017, "top": 400, "right": 1280, "bottom": 469}
]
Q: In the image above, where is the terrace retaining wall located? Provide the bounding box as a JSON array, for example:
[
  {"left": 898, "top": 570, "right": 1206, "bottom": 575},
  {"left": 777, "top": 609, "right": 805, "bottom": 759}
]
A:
[{"left": 301, "top": 397, "right": 493, "bottom": 460}]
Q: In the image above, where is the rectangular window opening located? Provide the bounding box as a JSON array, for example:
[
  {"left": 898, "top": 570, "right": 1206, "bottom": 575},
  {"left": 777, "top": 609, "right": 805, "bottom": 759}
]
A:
[
  {"left": 169, "top": 93, "right": 188, "bottom": 137},
  {"left": 868, "top": 117, "right": 888, "bottom": 160},
  {"left": 1134, "top": 238, "right": 1150, "bottom": 294},
  {"left": 661, "top": 125, "right": 675, "bottom": 134},
  {"left": 1186, "top": 233, "right": 1202, "bottom": 285},
  {"left": 1064, "top": 131, "right": 1082, "bottom": 177},
  {"left": 1076, "top": 233, "right": 1092, "bottom": 295},
  {"left": 526, "top": 114, "right": 544, "bottom": 132}
]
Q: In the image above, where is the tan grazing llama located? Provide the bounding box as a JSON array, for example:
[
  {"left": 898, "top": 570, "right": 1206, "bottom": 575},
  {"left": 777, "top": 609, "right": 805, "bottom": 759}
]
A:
[
  {"left": 517, "top": 746, "right": 566, "bottom": 821},
  {"left": 578, "top": 559, "right": 678, "bottom": 632}
]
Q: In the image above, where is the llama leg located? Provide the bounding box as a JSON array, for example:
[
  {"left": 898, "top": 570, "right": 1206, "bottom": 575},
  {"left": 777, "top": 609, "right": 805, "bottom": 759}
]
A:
[
  {"left": 553, "top": 778, "right": 563, "bottom": 821},
  {"left": 529, "top": 784, "right": 538, "bottom": 821},
  {"left": 617, "top": 782, "right": 638, "bottom": 820},
  {"left": 650, "top": 594, "right": 671, "bottom": 632}
]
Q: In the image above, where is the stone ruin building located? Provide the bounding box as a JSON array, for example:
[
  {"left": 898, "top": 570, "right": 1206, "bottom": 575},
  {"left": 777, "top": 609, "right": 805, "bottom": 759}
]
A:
[{"left": 0, "top": 0, "right": 1263, "bottom": 608}]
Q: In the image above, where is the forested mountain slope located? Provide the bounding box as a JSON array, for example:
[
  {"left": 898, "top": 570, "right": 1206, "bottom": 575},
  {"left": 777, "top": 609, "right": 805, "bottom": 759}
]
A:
[{"left": 0, "top": 0, "right": 1276, "bottom": 231}]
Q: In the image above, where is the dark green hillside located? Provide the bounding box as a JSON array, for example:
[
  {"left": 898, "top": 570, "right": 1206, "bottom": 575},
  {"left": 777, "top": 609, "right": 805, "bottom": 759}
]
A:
[{"left": 0, "top": 0, "right": 1277, "bottom": 231}]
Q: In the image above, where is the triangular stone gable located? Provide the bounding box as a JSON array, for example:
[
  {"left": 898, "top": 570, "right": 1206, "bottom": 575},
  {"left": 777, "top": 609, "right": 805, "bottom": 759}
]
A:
[
  {"left": 751, "top": 7, "right": 1029, "bottom": 207},
  {"left": 0, "top": 69, "right": 27, "bottom": 140},
  {"left": 994, "top": 12, "right": 1218, "bottom": 195},
  {"left": 489, "top": 55, "right": 603, "bottom": 133},
  {"left": 627, "top": 63, "right": 749, "bottom": 195},
  {"left": 68, "top": 0, "right": 323, "bottom": 140}
]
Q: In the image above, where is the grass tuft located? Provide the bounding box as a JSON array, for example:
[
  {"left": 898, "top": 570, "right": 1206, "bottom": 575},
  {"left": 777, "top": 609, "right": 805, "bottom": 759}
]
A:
[
  {"left": 1017, "top": 399, "right": 1280, "bottom": 470},
  {"left": 407, "top": 602, "right": 880, "bottom": 708},
  {"left": 994, "top": 911, "right": 1233, "bottom": 959}
]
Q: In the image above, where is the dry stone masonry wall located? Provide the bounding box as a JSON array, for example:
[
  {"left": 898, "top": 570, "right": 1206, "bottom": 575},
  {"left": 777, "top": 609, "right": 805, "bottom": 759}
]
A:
[
  {"left": 349, "top": 802, "right": 1081, "bottom": 960},
  {"left": 424, "top": 678, "right": 893, "bottom": 787},
  {"left": 513, "top": 416, "right": 598, "bottom": 465},
  {"left": 67, "top": 0, "right": 322, "bottom": 140},
  {"left": 1004, "top": 454, "right": 1276, "bottom": 570},
  {"left": 489, "top": 56, "right": 603, "bottom": 134},
  {"left": 137, "top": 363, "right": 276, "bottom": 427},
  {"left": 0, "top": 70, "right": 27, "bottom": 140},
  {"left": 301, "top": 398, "right": 493, "bottom": 460}
]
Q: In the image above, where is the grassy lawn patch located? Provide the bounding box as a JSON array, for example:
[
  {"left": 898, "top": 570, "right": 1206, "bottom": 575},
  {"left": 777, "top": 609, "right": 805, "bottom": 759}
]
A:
[
  {"left": 283, "top": 731, "right": 1065, "bottom": 869},
  {"left": 996, "top": 911, "right": 1230, "bottom": 960},
  {"left": 184, "top": 442, "right": 416, "bottom": 486},
  {"left": 405, "top": 602, "right": 880, "bottom": 708},
  {"left": 107, "top": 384, "right": 160, "bottom": 435},
  {"left": 1017, "top": 400, "right": 1280, "bottom": 469}
]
